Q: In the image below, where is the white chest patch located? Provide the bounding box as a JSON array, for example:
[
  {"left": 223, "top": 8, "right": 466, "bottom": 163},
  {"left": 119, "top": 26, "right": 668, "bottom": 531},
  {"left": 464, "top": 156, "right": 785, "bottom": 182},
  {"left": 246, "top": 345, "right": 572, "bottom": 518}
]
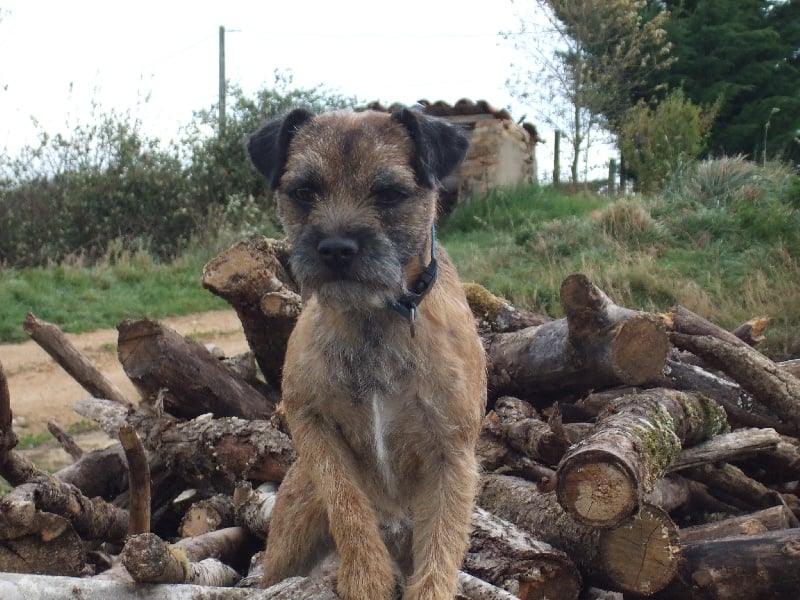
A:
[{"left": 371, "top": 393, "right": 393, "bottom": 489}]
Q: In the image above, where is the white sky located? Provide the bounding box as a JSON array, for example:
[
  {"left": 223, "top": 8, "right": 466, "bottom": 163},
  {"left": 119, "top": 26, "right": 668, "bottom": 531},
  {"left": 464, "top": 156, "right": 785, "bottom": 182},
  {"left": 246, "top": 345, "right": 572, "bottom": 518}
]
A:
[{"left": 0, "top": 0, "right": 612, "bottom": 181}]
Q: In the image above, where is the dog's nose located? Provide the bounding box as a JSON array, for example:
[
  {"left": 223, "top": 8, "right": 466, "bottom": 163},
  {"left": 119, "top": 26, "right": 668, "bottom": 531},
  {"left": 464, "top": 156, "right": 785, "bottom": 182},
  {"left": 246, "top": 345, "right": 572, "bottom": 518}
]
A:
[{"left": 317, "top": 236, "right": 359, "bottom": 268}]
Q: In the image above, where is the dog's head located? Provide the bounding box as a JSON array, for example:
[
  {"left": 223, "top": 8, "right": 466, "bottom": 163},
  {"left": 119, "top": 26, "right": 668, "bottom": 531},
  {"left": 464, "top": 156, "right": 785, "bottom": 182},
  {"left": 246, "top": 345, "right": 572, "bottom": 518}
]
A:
[{"left": 248, "top": 108, "right": 469, "bottom": 308}]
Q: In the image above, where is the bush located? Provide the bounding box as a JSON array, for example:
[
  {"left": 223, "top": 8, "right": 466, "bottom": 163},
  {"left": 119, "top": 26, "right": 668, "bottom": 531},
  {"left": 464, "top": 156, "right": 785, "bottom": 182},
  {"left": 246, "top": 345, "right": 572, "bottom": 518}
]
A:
[
  {"left": 619, "top": 89, "right": 718, "bottom": 193},
  {"left": 0, "top": 73, "right": 360, "bottom": 268}
]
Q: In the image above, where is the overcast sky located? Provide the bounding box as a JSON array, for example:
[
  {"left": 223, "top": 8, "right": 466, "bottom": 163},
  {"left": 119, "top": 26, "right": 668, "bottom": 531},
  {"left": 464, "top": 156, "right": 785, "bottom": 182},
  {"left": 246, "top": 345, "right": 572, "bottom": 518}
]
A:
[{"left": 0, "top": 1, "right": 532, "bottom": 152}]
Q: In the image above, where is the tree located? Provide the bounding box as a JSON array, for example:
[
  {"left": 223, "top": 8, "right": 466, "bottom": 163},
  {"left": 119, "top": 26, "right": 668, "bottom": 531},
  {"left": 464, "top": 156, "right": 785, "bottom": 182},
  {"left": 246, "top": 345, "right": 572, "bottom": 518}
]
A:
[
  {"left": 506, "top": 0, "right": 673, "bottom": 183},
  {"left": 182, "top": 70, "right": 359, "bottom": 209},
  {"left": 658, "top": 0, "right": 800, "bottom": 163}
]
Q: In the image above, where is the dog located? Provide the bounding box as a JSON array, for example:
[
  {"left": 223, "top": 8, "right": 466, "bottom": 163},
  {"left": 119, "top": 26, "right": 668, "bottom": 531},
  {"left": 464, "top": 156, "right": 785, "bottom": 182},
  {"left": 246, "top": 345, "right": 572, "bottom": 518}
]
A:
[{"left": 247, "top": 106, "right": 487, "bottom": 600}]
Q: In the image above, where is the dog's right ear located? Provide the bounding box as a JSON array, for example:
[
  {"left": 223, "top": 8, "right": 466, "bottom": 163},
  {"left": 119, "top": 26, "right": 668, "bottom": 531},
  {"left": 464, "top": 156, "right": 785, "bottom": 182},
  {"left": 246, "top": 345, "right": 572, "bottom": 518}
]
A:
[{"left": 248, "top": 108, "right": 314, "bottom": 190}]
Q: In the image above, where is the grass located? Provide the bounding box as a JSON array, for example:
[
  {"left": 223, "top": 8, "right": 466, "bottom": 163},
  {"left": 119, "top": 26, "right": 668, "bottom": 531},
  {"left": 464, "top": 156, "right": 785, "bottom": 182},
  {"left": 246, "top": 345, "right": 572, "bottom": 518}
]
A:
[
  {"left": 440, "top": 159, "right": 800, "bottom": 361},
  {"left": 1, "top": 158, "right": 799, "bottom": 360},
  {"left": 0, "top": 240, "right": 230, "bottom": 344}
]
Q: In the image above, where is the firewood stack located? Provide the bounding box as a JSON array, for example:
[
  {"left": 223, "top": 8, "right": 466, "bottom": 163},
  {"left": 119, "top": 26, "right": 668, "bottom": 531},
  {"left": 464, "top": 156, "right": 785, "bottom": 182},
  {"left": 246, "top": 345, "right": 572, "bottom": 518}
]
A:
[{"left": 2, "top": 234, "right": 800, "bottom": 599}]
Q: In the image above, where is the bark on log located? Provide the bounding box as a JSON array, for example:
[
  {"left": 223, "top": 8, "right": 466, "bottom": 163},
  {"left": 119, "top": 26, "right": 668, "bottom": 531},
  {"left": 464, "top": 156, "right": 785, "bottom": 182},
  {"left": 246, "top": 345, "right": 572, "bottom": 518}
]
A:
[
  {"left": 663, "top": 305, "right": 753, "bottom": 350},
  {"left": 653, "top": 528, "right": 800, "bottom": 600},
  {"left": 0, "top": 472, "right": 129, "bottom": 542},
  {"left": 682, "top": 462, "right": 786, "bottom": 512},
  {"left": 670, "top": 331, "right": 800, "bottom": 434},
  {"left": 668, "top": 427, "right": 780, "bottom": 472},
  {"left": 23, "top": 312, "right": 132, "bottom": 407},
  {"left": 121, "top": 532, "right": 242, "bottom": 586},
  {"left": 47, "top": 419, "right": 83, "bottom": 460},
  {"left": 0, "top": 360, "right": 17, "bottom": 459},
  {"left": 233, "top": 481, "right": 278, "bottom": 539},
  {"left": 660, "top": 358, "right": 788, "bottom": 433},
  {"left": 479, "top": 474, "right": 680, "bottom": 595},
  {"left": 53, "top": 443, "right": 129, "bottom": 499},
  {"left": 117, "top": 318, "right": 277, "bottom": 420},
  {"left": 202, "top": 236, "right": 299, "bottom": 390},
  {"left": 466, "top": 506, "right": 582, "bottom": 600},
  {"left": 485, "top": 274, "right": 670, "bottom": 402},
  {"left": 74, "top": 398, "right": 296, "bottom": 493},
  {"left": 781, "top": 358, "right": 800, "bottom": 379},
  {"left": 679, "top": 505, "right": 798, "bottom": 544},
  {"left": 646, "top": 474, "right": 742, "bottom": 516},
  {"left": 0, "top": 525, "right": 85, "bottom": 576},
  {"left": 119, "top": 424, "right": 151, "bottom": 535},
  {"left": 556, "top": 389, "right": 728, "bottom": 527},
  {"left": 0, "top": 572, "right": 268, "bottom": 599},
  {"left": 464, "top": 282, "right": 550, "bottom": 333}
]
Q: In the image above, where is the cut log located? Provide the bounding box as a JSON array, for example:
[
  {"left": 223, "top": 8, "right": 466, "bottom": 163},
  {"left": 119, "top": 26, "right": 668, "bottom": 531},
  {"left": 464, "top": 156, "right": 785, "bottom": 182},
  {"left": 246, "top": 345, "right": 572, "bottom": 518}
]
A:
[
  {"left": 670, "top": 331, "right": 800, "bottom": 434},
  {"left": 23, "top": 312, "right": 132, "bottom": 407},
  {"left": 682, "top": 462, "right": 786, "bottom": 512},
  {"left": 679, "top": 505, "right": 798, "bottom": 544},
  {"left": 0, "top": 360, "right": 17, "bottom": 459},
  {"left": 233, "top": 481, "right": 278, "bottom": 539},
  {"left": 0, "top": 472, "right": 129, "bottom": 542},
  {"left": 479, "top": 474, "right": 680, "bottom": 595},
  {"left": 119, "top": 424, "right": 151, "bottom": 535},
  {"left": 0, "top": 572, "right": 267, "bottom": 599},
  {"left": 781, "top": 358, "right": 800, "bottom": 378},
  {"left": 660, "top": 358, "right": 788, "bottom": 433},
  {"left": 121, "top": 532, "right": 241, "bottom": 586},
  {"left": 47, "top": 419, "right": 83, "bottom": 460},
  {"left": 485, "top": 274, "right": 670, "bottom": 402},
  {"left": 647, "top": 474, "right": 742, "bottom": 516},
  {"left": 74, "top": 398, "right": 296, "bottom": 493},
  {"left": 663, "top": 305, "right": 753, "bottom": 349},
  {"left": 179, "top": 493, "right": 235, "bottom": 537},
  {"left": 732, "top": 316, "right": 770, "bottom": 346},
  {"left": 0, "top": 525, "right": 84, "bottom": 576},
  {"left": 668, "top": 427, "right": 780, "bottom": 472},
  {"left": 556, "top": 388, "right": 728, "bottom": 527},
  {"left": 464, "top": 282, "right": 550, "bottom": 333},
  {"left": 202, "top": 235, "right": 299, "bottom": 390},
  {"left": 117, "top": 318, "right": 277, "bottom": 420},
  {"left": 466, "top": 507, "right": 582, "bottom": 600},
  {"left": 653, "top": 528, "right": 800, "bottom": 600},
  {"left": 53, "top": 443, "right": 129, "bottom": 499}
]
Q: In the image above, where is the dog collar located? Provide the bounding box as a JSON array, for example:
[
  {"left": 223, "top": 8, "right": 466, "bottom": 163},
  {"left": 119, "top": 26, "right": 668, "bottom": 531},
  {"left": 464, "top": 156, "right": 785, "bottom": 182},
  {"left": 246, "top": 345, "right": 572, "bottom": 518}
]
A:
[{"left": 388, "top": 224, "right": 438, "bottom": 336}]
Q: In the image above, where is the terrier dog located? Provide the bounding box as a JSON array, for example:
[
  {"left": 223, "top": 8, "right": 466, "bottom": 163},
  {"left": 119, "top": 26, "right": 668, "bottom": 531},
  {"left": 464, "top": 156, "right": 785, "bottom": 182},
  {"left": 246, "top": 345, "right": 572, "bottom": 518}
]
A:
[{"left": 248, "top": 107, "right": 487, "bottom": 600}]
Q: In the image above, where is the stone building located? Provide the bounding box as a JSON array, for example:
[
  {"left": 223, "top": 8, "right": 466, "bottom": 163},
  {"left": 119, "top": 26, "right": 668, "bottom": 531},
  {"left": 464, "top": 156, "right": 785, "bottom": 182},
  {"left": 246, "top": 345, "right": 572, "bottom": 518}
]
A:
[{"left": 366, "top": 99, "right": 540, "bottom": 216}]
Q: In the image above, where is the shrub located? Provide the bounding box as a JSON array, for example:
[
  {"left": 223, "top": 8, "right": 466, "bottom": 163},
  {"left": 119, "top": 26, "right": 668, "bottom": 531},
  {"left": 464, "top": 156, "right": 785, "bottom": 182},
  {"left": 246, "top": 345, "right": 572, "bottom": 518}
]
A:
[{"left": 619, "top": 89, "right": 718, "bottom": 193}]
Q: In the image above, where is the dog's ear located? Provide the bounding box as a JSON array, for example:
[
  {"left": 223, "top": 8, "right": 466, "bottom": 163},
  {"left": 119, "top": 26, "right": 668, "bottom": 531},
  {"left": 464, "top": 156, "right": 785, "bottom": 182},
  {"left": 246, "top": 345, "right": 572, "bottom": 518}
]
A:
[
  {"left": 248, "top": 108, "right": 314, "bottom": 190},
  {"left": 391, "top": 107, "right": 470, "bottom": 188}
]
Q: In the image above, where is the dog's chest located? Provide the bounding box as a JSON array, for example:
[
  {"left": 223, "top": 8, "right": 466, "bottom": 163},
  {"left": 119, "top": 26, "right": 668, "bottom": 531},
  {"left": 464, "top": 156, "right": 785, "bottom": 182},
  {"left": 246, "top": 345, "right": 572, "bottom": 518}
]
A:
[{"left": 316, "top": 320, "right": 420, "bottom": 491}]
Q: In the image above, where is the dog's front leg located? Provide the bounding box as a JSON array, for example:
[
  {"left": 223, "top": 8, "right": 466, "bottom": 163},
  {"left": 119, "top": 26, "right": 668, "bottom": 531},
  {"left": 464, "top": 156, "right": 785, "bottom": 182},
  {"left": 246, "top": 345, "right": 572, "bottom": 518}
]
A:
[
  {"left": 294, "top": 417, "right": 397, "bottom": 600},
  {"left": 404, "top": 451, "right": 479, "bottom": 600}
]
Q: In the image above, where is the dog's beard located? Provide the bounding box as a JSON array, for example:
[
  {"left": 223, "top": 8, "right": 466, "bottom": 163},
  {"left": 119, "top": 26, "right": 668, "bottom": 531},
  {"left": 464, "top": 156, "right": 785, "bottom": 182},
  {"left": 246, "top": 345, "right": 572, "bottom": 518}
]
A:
[{"left": 289, "top": 228, "right": 407, "bottom": 310}]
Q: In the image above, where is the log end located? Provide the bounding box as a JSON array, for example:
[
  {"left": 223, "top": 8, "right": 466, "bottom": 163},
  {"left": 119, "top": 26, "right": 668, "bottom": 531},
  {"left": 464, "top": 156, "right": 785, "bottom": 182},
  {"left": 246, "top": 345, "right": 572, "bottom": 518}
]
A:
[
  {"left": 556, "top": 455, "right": 638, "bottom": 528},
  {"left": 599, "top": 503, "right": 680, "bottom": 595},
  {"left": 610, "top": 314, "right": 670, "bottom": 385}
]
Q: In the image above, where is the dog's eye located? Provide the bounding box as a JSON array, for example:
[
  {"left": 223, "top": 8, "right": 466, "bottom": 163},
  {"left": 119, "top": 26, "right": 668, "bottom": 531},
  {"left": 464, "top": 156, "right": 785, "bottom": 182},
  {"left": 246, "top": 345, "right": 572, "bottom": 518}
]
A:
[
  {"left": 372, "top": 188, "right": 410, "bottom": 207},
  {"left": 288, "top": 187, "right": 316, "bottom": 206}
]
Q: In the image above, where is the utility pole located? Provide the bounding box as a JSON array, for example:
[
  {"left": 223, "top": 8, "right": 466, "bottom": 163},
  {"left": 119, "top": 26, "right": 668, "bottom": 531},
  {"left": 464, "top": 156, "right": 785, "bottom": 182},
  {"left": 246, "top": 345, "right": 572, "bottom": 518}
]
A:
[{"left": 218, "top": 25, "right": 226, "bottom": 136}]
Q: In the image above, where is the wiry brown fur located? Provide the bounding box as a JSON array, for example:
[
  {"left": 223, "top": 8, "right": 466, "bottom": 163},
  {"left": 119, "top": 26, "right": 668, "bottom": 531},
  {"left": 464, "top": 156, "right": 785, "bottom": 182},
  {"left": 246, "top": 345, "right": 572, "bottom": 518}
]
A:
[{"left": 248, "top": 109, "right": 486, "bottom": 600}]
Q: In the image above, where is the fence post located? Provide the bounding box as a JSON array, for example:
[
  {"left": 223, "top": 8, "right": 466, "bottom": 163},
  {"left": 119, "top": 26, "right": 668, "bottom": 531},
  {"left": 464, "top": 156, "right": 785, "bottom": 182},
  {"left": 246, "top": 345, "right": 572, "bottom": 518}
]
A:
[
  {"left": 608, "top": 158, "right": 617, "bottom": 196},
  {"left": 553, "top": 130, "right": 561, "bottom": 187}
]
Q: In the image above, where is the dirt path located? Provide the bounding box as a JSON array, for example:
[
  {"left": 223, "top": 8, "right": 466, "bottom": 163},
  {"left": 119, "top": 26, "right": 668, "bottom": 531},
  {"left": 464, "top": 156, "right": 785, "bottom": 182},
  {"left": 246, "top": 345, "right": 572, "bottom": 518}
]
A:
[{"left": 1, "top": 310, "right": 250, "bottom": 436}]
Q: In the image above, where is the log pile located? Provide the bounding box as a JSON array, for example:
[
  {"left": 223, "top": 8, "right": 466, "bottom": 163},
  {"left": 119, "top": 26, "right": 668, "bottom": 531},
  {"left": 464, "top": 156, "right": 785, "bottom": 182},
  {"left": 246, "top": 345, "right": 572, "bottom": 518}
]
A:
[{"left": 2, "top": 234, "right": 800, "bottom": 599}]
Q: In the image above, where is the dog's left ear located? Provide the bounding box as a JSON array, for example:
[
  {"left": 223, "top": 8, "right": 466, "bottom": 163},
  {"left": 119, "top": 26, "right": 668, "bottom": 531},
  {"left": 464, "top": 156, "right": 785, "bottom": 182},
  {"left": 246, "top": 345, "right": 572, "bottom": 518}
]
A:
[
  {"left": 391, "top": 107, "right": 470, "bottom": 188},
  {"left": 248, "top": 108, "right": 314, "bottom": 190}
]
